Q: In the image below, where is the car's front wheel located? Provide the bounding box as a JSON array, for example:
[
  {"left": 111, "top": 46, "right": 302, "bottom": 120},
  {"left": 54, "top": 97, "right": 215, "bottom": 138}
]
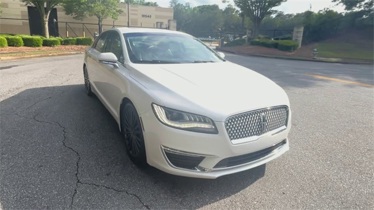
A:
[
  {"left": 121, "top": 102, "right": 147, "bottom": 165},
  {"left": 83, "top": 66, "right": 93, "bottom": 96}
]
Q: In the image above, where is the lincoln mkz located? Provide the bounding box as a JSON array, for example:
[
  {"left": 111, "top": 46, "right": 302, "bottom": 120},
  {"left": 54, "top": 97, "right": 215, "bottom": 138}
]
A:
[{"left": 83, "top": 28, "right": 291, "bottom": 179}]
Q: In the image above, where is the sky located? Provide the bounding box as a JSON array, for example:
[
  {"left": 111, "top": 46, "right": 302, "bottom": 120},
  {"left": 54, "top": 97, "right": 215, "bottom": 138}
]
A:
[{"left": 155, "top": 0, "right": 345, "bottom": 14}]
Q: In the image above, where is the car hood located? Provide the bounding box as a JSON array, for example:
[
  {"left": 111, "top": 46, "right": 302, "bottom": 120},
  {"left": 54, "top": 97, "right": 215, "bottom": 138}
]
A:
[{"left": 131, "top": 62, "right": 289, "bottom": 121}]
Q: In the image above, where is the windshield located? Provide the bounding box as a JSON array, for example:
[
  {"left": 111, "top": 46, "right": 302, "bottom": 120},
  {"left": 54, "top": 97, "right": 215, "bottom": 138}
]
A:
[{"left": 124, "top": 32, "right": 224, "bottom": 64}]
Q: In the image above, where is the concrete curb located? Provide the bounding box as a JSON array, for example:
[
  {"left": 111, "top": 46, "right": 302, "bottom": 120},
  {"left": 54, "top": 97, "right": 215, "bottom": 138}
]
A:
[
  {"left": 217, "top": 48, "right": 373, "bottom": 65},
  {"left": 0, "top": 51, "right": 84, "bottom": 61}
]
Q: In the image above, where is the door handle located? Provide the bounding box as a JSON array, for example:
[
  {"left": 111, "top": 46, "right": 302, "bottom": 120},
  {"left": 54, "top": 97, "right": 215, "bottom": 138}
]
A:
[{"left": 100, "top": 60, "right": 119, "bottom": 69}]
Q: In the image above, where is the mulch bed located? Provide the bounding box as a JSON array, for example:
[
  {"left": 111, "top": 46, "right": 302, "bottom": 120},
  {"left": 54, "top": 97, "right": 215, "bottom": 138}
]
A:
[{"left": 0, "top": 45, "right": 88, "bottom": 54}]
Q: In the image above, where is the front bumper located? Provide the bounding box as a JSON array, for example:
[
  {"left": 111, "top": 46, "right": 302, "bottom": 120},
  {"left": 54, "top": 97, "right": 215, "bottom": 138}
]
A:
[{"left": 140, "top": 110, "right": 290, "bottom": 179}]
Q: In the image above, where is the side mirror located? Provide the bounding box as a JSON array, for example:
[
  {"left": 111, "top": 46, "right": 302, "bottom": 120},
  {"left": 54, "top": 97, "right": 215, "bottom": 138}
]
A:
[
  {"left": 98, "top": 52, "right": 119, "bottom": 68},
  {"left": 217, "top": 52, "right": 225, "bottom": 59}
]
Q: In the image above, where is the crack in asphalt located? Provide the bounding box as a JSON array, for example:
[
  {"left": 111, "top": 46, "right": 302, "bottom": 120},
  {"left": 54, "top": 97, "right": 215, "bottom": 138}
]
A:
[
  {"left": 11, "top": 109, "right": 150, "bottom": 209},
  {"left": 14, "top": 111, "right": 81, "bottom": 209},
  {"left": 20, "top": 96, "right": 53, "bottom": 112},
  {"left": 53, "top": 121, "right": 81, "bottom": 209},
  {"left": 8, "top": 93, "right": 81, "bottom": 209},
  {"left": 78, "top": 181, "right": 151, "bottom": 209},
  {"left": 31, "top": 116, "right": 151, "bottom": 209}
]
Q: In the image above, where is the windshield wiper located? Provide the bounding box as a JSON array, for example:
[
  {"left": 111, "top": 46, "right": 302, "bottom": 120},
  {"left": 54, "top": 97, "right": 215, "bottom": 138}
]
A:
[
  {"left": 139, "top": 60, "right": 181, "bottom": 64},
  {"left": 193, "top": 60, "right": 216, "bottom": 63}
]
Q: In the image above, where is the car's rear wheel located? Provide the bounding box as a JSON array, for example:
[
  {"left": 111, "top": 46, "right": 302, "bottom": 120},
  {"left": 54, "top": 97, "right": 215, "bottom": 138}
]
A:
[
  {"left": 83, "top": 66, "right": 93, "bottom": 96},
  {"left": 121, "top": 102, "right": 147, "bottom": 165}
]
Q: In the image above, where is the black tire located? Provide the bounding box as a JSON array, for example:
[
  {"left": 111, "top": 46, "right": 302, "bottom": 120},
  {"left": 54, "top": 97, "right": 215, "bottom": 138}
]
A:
[
  {"left": 121, "top": 102, "right": 147, "bottom": 165},
  {"left": 83, "top": 66, "right": 93, "bottom": 96}
]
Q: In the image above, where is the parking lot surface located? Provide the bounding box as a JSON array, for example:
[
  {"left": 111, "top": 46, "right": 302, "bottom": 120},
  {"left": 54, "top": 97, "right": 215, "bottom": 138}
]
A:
[{"left": 0, "top": 54, "right": 373, "bottom": 209}]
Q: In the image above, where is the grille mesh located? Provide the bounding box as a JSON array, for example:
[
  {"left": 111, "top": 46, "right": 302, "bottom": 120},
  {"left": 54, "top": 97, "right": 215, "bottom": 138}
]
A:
[{"left": 225, "top": 106, "right": 288, "bottom": 140}]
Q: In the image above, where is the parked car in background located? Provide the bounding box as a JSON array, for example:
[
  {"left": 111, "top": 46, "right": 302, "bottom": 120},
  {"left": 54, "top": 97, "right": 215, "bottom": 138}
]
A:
[{"left": 83, "top": 27, "right": 291, "bottom": 179}]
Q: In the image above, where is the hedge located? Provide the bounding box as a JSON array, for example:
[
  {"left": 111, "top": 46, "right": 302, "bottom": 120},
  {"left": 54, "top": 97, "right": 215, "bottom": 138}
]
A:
[
  {"left": 43, "top": 38, "right": 61, "bottom": 47},
  {"left": 277, "top": 40, "right": 299, "bottom": 52},
  {"left": 250, "top": 39, "right": 299, "bottom": 52},
  {"left": 5, "top": 36, "right": 24, "bottom": 47},
  {"left": 0, "top": 35, "right": 95, "bottom": 47},
  {"left": 251, "top": 39, "right": 278, "bottom": 49},
  {"left": 62, "top": 38, "right": 77, "bottom": 45},
  {"left": 54, "top": 37, "right": 63, "bottom": 43},
  {"left": 22, "top": 36, "right": 43, "bottom": 47},
  {"left": 224, "top": 38, "right": 246, "bottom": 47},
  {"left": 273, "top": 35, "right": 292, "bottom": 41},
  {"left": 0, "top": 36, "right": 8, "bottom": 47},
  {"left": 76, "top": 37, "right": 93, "bottom": 45}
]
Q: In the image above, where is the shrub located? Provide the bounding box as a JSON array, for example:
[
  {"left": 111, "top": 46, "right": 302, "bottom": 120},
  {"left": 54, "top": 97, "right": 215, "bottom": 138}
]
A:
[
  {"left": 273, "top": 35, "right": 292, "bottom": 41},
  {"left": 250, "top": 39, "right": 261, "bottom": 46},
  {"left": 43, "top": 38, "right": 61, "bottom": 47},
  {"left": 5, "top": 36, "right": 24, "bottom": 47},
  {"left": 224, "top": 38, "right": 246, "bottom": 47},
  {"left": 62, "top": 38, "right": 77, "bottom": 45},
  {"left": 257, "top": 35, "right": 271, "bottom": 40},
  {"left": 57, "top": 37, "right": 63, "bottom": 44},
  {"left": 30, "top": 35, "right": 46, "bottom": 40},
  {"left": 52, "top": 36, "right": 63, "bottom": 44},
  {"left": 22, "top": 36, "right": 43, "bottom": 47},
  {"left": 250, "top": 39, "right": 278, "bottom": 48},
  {"left": 262, "top": 40, "right": 278, "bottom": 48},
  {"left": 0, "top": 36, "right": 8, "bottom": 47},
  {"left": 76, "top": 37, "right": 93, "bottom": 45},
  {"left": 277, "top": 40, "right": 299, "bottom": 52}
]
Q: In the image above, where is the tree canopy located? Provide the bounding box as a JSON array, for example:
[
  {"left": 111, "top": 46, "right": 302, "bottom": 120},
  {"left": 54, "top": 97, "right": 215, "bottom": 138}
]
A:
[
  {"left": 333, "top": 0, "right": 373, "bottom": 12},
  {"left": 21, "top": 0, "right": 63, "bottom": 38},
  {"left": 170, "top": 0, "right": 249, "bottom": 38},
  {"left": 125, "top": 0, "right": 158, "bottom": 6},
  {"left": 63, "top": 0, "right": 122, "bottom": 34},
  {"left": 233, "top": 0, "right": 286, "bottom": 37}
]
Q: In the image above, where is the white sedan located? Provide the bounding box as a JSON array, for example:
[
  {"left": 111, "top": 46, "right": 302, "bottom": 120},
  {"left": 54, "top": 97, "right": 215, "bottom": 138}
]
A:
[{"left": 83, "top": 27, "right": 291, "bottom": 179}]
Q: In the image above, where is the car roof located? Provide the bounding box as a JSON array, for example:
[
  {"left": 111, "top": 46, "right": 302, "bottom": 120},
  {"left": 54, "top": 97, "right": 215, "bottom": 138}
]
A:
[{"left": 114, "top": 27, "right": 190, "bottom": 36}]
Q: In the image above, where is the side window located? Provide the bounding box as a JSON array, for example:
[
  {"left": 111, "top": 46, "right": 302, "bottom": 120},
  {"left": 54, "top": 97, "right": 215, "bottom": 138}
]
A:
[
  {"left": 94, "top": 32, "right": 108, "bottom": 52},
  {"left": 105, "top": 32, "right": 125, "bottom": 64}
]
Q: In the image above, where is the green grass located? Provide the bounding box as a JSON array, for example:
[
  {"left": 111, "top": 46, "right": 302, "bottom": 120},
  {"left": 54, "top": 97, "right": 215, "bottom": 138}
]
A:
[{"left": 316, "top": 42, "right": 373, "bottom": 61}]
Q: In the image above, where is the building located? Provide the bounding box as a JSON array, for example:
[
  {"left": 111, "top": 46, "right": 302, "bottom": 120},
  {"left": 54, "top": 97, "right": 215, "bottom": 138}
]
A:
[{"left": 0, "top": 0, "right": 176, "bottom": 37}]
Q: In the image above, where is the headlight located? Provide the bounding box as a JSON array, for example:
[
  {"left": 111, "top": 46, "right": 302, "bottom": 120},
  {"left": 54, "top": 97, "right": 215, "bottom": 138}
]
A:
[{"left": 152, "top": 104, "right": 218, "bottom": 134}]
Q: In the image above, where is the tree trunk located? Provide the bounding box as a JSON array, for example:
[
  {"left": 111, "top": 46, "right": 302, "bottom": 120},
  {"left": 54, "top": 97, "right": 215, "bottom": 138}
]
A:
[
  {"left": 252, "top": 18, "right": 261, "bottom": 38},
  {"left": 44, "top": 15, "right": 50, "bottom": 38},
  {"left": 39, "top": 7, "right": 51, "bottom": 38},
  {"left": 98, "top": 17, "right": 103, "bottom": 34}
]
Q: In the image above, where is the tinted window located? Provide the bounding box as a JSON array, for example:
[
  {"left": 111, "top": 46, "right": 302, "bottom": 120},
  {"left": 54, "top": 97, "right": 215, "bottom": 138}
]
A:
[
  {"left": 94, "top": 32, "right": 108, "bottom": 52},
  {"left": 105, "top": 32, "right": 124, "bottom": 64}
]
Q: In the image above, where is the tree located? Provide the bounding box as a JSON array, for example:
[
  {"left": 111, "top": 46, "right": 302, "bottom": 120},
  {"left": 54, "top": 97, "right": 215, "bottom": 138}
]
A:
[
  {"left": 63, "top": 0, "right": 122, "bottom": 34},
  {"left": 222, "top": 5, "right": 243, "bottom": 35},
  {"left": 21, "top": 0, "right": 63, "bottom": 38},
  {"left": 125, "top": 0, "right": 158, "bottom": 6},
  {"left": 187, "top": 5, "right": 224, "bottom": 37},
  {"left": 333, "top": 0, "right": 373, "bottom": 28},
  {"left": 302, "top": 10, "right": 343, "bottom": 43},
  {"left": 333, "top": 0, "right": 373, "bottom": 13},
  {"left": 170, "top": 1, "right": 193, "bottom": 31},
  {"left": 169, "top": 0, "right": 178, "bottom": 7},
  {"left": 233, "top": 0, "right": 286, "bottom": 38}
]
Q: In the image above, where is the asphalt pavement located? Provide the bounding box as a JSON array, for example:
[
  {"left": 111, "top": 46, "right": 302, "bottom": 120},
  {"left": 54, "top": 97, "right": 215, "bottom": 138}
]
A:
[{"left": 0, "top": 54, "right": 373, "bottom": 209}]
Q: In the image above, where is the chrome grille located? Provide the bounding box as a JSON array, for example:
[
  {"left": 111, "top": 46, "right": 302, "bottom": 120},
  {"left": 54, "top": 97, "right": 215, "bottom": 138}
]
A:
[{"left": 225, "top": 106, "right": 288, "bottom": 140}]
